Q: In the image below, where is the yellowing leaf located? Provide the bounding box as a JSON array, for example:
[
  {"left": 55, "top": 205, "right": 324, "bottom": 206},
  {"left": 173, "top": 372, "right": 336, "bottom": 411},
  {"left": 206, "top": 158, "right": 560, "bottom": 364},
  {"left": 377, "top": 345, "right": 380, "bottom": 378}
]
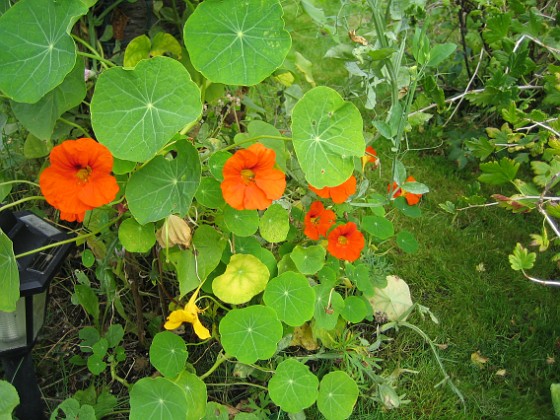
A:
[
  {"left": 212, "top": 254, "right": 270, "bottom": 304},
  {"left": 471, "top": 351, "right": 489, "bottom": 368},
  {"left": 290, "top": 323, "right": 318, "bottom": 351}
]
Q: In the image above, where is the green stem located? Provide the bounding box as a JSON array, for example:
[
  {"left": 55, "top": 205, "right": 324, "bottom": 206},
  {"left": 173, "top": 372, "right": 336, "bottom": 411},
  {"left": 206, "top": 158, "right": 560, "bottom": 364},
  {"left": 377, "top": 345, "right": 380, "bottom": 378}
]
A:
[
  {"left": 399, "top": 320, "right": 466, "bottom": 409},
  {"left": 0, "top": 180, "right": 40, "bottom": 189},
  {"left": 76, "top": 51, "right": 115, "bottom": 69},
  {"left": 206, "top": 382, "right": 268, "bottom": 391},
  {"left": 95, "top": 0, "right": 126, "bottom": 22},
  {"left": 15, "top": 215, "right": 121, "bottom": 259},
  {"left": 0, "top": 196, "right": 45, "bottom": 213},
  {"left": 58, "top": 117, "right": 91, "bottom": 137},
  {"left": 221, "top": 135, "right": 290, "bottom": 151},
  {"left": 198, "top": 294, "right": 231, "bottom": 312},
  {"left": 110, "top": 361, "right": 130, "bottom": 389},
  {"left": 199, "top": 352, "right": 230, "bottom": 380}
]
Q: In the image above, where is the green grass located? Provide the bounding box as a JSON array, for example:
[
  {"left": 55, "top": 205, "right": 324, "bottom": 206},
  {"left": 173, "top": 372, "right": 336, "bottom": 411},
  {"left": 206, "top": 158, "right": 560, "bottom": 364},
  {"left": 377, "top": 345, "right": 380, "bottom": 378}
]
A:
[{"left": 365, "top": 151, "right": 560, "bottom": 418}]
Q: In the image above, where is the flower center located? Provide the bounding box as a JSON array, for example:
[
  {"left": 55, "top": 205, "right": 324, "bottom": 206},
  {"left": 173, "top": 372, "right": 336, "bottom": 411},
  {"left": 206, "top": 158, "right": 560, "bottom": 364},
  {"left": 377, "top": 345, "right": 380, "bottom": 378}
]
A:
[
  {"left": 76, "top": 166, "right": 92, "bottom": 183},
  {"left": 310, "top": 216, "right": 318, "bottom": 225},
  {"left": 240, "top": 169, "right": 255, "bottom": 184},
  {"left": 337, "top": 235, "right": 348, "bottom": 245}
]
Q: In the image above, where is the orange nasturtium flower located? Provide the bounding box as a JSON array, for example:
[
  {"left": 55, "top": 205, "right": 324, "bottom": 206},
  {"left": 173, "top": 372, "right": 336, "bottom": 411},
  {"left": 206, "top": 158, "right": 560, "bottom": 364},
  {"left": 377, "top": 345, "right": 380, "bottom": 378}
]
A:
[
  {"left": 39, "top": 138, "right": 119, "bottom": 222},
  {"left": 388, "top": 175, "right": 422, "bottom": 206},
  {"left": 361, "top": 146, "right": 379, "bottom": 170},
  {"left": 309, "top": 175, "right": 357, "bottom": 204},
  {"left": 327, "top": 222, "right": 365, "bottom": 262},
  {"left": 221, "top": 143, "right": 286, "bottom": 210},
  {"left": 164, "top": 285, "right": 211, "bottom": 340},
  {"left": 304, "top": 201, "right": 336, "bottom": 240}
]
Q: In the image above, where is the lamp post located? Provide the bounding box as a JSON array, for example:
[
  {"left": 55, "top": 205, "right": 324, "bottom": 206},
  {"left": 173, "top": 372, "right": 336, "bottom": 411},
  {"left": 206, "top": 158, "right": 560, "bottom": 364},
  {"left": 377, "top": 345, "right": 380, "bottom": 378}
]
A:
[{"left": 0, "top": 209, "right": 74, "bottom": 420}]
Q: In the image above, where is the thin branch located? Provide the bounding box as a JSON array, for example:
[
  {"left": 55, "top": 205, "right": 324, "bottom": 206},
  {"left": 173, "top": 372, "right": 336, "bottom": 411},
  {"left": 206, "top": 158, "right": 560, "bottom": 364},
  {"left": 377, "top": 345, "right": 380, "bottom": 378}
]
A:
[
  {"left": 522, "top": 270, "right": 560, "bottom": 287},
  {"left": 410, "top": 85, "right": 542, "bottom": 117},
  {"left": 443, "top": 48, "right": 485, "bottom": 127}
]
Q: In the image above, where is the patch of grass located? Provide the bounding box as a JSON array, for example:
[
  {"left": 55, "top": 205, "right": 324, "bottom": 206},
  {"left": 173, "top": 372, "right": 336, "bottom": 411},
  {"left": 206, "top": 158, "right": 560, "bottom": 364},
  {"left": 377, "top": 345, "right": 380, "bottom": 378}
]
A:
[{"left": 369, "top": 151, "right": 560, "bottom": 418}]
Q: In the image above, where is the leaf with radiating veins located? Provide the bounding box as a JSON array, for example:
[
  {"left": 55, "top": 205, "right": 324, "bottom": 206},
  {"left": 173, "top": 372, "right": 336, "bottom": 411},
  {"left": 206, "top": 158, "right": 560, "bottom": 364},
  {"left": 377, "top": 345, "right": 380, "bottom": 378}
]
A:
[{"left": 0, "top": 232, "right": 18, "bottom": 312}]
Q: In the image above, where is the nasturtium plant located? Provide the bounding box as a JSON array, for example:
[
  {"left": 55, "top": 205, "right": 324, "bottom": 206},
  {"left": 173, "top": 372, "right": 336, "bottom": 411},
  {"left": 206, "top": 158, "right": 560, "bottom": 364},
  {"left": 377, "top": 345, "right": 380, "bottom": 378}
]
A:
[
  {"left": 263, "top": 271, "right": 316, "bottom": 326},
  {"left": 292, "top": 86, "right": 365, "bottom": 188},
  {"left": 340, "top": 296, "right": 368, "bottom": 323},
  {"left": 0, "top": 380, "right": 19, "bottom": 418},
  {"left": 129, "top": 377, "right": 189, "bottom": 420},
  {"left": 184, "top": 0, "right": 291, "bottom": 86},
  {"left": 126, "top": 140, "right": 201, "bottom": 224},
  {"left": 118, "top": 218, "right": 156, "bottom": 253},
  {"left": 223, "top": 207, "right": 259, "bottom": 237},
  {"left": 317, "top": 371, "right": 359, "bottom": 420},
  {"left": 0, "top": 0, "right": 88, "bottom": 103},
  {"left": 213, "top": 254, "right": 270, "bottom": 304},
  {"left": 195, "top": 178, "right": 226, "bottom": 209},
  {"left": 290, "top": 244, "right": 326, "bottom": 274},
  {"left": 268, "top": 359, "right": 319, "bottom": 413},
  {"left": 91, "top": 56, "right": 202, "bottom": 162},
  {"left": 234, "top": 120, "right": 288, "bottom": 170},
  {"left": 11, "top": 59, "right": 86, "bottom": 140},
  {"left": 149, "top": 331, "right": 188, "bottom": 378},
  {"left": 314, "top": 284, "right": 345, "bottom": 330},
  {"left": 361, "top": 215, "right": 394, "bottom": 240},
  {"left": 0, "top": 230, "right": 18, "bottom": 312},
  {"left": 174, "top": 371, "right": 207, "bottom": 420},
  {"left": 259, "top": 204, "right": 290, "bottom": 243},
  {"left": 219, "top": 305, "right": 283, "bottom": 364},
  {"left": 396, "top": 230, "right": 419, "bottom": 254}
]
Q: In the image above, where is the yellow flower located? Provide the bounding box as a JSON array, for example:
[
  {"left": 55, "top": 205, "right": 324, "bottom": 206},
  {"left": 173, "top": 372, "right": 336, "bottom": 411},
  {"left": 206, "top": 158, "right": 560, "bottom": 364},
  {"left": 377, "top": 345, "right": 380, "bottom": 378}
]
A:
[{"left": 164, "top": 286, "right": 211, "bottom": 340}]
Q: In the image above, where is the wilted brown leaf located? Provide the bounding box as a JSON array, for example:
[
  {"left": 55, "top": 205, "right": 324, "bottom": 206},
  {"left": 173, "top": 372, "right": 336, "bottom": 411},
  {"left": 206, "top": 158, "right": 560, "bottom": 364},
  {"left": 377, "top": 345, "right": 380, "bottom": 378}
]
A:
[{"left": 156, "top": 215, "right": 192, "bottom": 249}]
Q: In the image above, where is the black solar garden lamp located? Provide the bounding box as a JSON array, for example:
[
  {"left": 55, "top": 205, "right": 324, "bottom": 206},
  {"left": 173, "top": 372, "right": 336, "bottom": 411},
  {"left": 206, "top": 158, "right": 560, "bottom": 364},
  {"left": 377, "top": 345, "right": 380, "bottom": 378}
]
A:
[{"left": 0, "top": 209, "right": 74, "bottom": 420}]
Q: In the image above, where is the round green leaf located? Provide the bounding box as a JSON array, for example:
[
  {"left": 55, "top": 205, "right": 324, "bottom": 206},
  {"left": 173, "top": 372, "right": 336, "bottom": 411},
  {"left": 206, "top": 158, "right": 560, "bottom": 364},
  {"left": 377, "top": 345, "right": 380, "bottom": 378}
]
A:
[
  {"left": 126, "top": 140, "right": 201, "bottom": 224},
  {"left": 224, "top": 207, "right": 259, "bottom": 237},
  {"left": 118, "top": 218, "right": 156, "bottom": 253},
  {"left": 11, "top": 59, "right": 86, "bottom": 140},
  {"left": 0, "top": 0, "right": 87, "bottom": 103},
  {"left": 0, "top": 380, "right": 19, "bottom": 417},
  {"left": 263, "top": 272, "right": 315, "bottom": 326},
  {"left": 213, "top": 254, "right": 270, "bottom": 304},
  {"left": 368, "top": 275, "right": 413, "bottom": 321},
  {"left": 208, "top": 151, "right": 231, "bottom": 181},
  {"left": 81, "top": 249, "right": 95, "bottom": 268},
  {"left": 268, "top": 359, "right": 319, "bottom": 413},
  {"left": 317, "top": 371, "right": 359, "bottom": 420},
  {"left": 259, "top": 204, "right": 289, "bottom": 243},
  {"left": 174, "top": 371, "right": 207, "bottom": 420},
  {"left": 340, "top": 296, "right": 367, "bottom": 323},
  {"left": 130, "top": 377, "right": 188, "bottom": 420},
  {"left": 291, "top": 86, "right": 365, "bottom": 188},
  {"left": 91, "top": 56, "right": 202, "bottom": 162},
  {"left": 396, "top": 230, "right": 419, "bottom": 253},
  {"left": 196, "top": 177, "right": 225, "bottom": 208},
  {"left": 0, "top": 231, "right": 18, "bottom": 312},
  {"left": 112, "top": 158, "right": 137, "bottom": 175},
  {"left": 290, "top": 244, "right": 326, "bottom": 275},
  {"left": 361, "top": 215, "right": 394, "bottom": 240},
  {"left": 219, "top": 305, "right": 283, "bottom": 364},
  {"left": 191, "top": 224, "right": 228, "bottom": 283},
  {"left": 314, "top": 284, "right": 344, "bottom": 330},
  {"left": 23, "top": 134, "right": 51, "bottom": 159},
  {"left": 87, "top": 354, "right": 107, "bottom": 376},
  {"left": 205, "top": 402, "right": 229, "bottom": 419},
  {"left": 184, "top": 0, "right": 291, "bottom": 86},
  {"left": 230, "top": 236, "right": 278, "bottom": 278},
  {"left": 149, "top": 331, "right": 188, "bottom": 378}
]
